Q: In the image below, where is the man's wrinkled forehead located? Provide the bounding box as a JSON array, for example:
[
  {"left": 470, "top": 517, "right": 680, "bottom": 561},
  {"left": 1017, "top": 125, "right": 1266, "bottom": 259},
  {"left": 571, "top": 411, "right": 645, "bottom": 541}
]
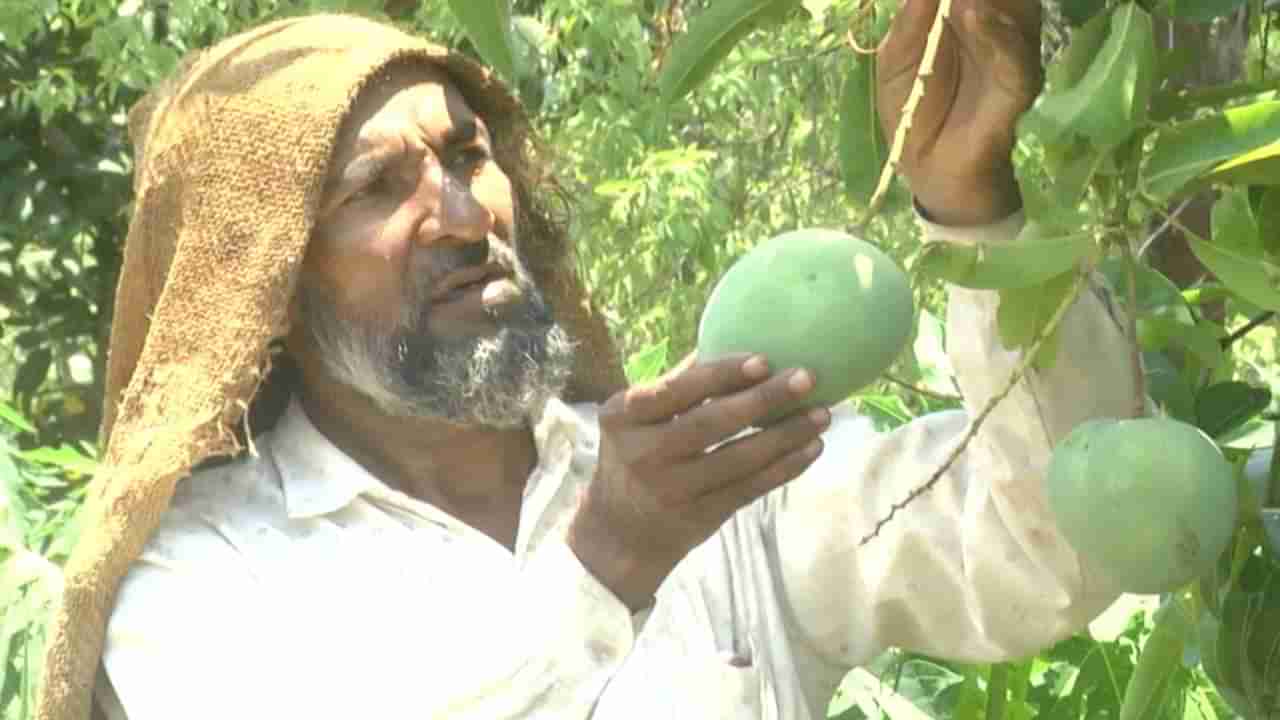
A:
[{"left": 325, "top": 62, "right": 486, "bottom": 186}]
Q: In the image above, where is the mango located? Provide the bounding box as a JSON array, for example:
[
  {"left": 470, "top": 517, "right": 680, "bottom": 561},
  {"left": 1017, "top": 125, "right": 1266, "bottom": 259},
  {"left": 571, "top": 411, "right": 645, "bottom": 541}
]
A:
[
  {"left": 1046, "top": 417, "right": 1238, "bottom": 595},
  {"left": 697, "top": 228, "right": 913, "bottom": 424}
]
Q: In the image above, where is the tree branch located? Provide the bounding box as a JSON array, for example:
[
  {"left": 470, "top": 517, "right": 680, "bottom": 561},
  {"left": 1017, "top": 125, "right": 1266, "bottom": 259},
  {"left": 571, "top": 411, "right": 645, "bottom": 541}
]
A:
[
  {"left": 857, "top": 0, "right": 954, "bottom": 224},
  {"left": 859, "top": 270, "right": 1088, "bottom": 546},
  {"left": 1220, "top": 311, "right": 1276, "bottom": 348}
]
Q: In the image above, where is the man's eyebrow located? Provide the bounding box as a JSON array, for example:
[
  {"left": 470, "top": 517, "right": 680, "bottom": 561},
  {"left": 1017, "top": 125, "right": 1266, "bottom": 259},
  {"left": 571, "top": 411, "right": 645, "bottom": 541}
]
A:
[
  {"left": 443, "top": 118, "right": 481, "bottom": 147},
  {"left": 333, "top": 148, "right": 395, "bottom": 191}
]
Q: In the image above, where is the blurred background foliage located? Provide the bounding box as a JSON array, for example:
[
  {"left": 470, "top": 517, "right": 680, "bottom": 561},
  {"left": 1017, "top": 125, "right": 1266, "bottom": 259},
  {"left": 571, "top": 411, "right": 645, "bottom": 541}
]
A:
[{"left": 2, "top": 0, "right": 1279, "bottom": 717}]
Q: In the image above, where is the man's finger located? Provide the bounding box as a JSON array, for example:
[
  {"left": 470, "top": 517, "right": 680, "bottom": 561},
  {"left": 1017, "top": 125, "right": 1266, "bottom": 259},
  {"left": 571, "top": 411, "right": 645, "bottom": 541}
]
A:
[
  {"left": 700, "top": 433, "right": 825, "bottom": 519},
  {"left": 877, "top": 0, "right": 942, "bottom": 78},
  {"left": 656, "top": 368, "right": 819, "bottom": 459},
  {"left": 675, "top": 406, "right": 828, "bottom": 495},
  {"left": 963, "top": 5, "right": 1043, "bottom": 100},
  {"left": 619, "top": 353, "right": 770, "bottom": 424}
]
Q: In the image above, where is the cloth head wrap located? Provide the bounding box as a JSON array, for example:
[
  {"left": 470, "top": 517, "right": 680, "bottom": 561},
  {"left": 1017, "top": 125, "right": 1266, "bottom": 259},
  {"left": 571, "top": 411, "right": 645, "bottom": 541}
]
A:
[{"left": 36, "top": 14, "right": 625, "bottom": 719}]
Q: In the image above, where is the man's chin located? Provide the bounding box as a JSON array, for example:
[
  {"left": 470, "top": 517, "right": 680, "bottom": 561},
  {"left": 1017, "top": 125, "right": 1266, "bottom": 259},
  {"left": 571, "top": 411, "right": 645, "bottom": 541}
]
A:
[{"left": 386, "top": 321, "right": 574, "bottom": 428}]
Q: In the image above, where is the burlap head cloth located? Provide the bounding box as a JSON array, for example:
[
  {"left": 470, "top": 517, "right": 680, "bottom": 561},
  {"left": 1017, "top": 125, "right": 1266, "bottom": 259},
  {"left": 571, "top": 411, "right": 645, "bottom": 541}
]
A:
[{"left": 37, "top": 14, "right": 626, "bottom": 720}]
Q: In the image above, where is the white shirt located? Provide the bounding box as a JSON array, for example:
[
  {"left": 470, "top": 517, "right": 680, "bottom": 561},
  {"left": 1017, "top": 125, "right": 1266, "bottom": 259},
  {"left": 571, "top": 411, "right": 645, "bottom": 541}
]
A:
[{"left": 98, "top": 213, "right": 1138, "bottom": 719}]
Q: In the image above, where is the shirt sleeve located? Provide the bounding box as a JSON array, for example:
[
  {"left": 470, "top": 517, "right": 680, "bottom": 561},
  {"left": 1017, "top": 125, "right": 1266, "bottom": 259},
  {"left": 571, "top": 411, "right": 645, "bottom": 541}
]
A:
[
  {"left": 769, "top": 210, "right": 1136, "bottom": 667},
  {"left": 101, "top": 500, "right": 639, "bottom": 720}
]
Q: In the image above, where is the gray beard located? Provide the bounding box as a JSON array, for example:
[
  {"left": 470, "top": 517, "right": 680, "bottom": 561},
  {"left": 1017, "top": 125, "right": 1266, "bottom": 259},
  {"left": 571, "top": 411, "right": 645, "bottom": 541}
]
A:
[{"left": 297, "top": 269, "right": 575, "bottom": 429}]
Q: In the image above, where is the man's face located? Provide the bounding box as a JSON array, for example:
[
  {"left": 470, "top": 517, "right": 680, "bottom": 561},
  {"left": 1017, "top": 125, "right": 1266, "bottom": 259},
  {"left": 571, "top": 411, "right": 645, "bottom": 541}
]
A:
[{"left": 296, "top": 64, "right": 573, "bottom": 427}]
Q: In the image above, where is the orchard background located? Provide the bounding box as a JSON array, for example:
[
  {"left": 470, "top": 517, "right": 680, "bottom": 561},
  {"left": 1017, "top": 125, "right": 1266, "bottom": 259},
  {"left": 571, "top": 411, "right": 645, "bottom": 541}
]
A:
[{"left": 2, "top": 0, "right": 1278, "bottom": 717}]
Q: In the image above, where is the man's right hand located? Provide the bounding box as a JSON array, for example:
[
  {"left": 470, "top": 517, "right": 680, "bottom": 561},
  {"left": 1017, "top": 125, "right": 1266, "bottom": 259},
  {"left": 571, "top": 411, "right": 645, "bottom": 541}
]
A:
[{"left": 567, "top": 354, "right": 830, "bottom": 612}]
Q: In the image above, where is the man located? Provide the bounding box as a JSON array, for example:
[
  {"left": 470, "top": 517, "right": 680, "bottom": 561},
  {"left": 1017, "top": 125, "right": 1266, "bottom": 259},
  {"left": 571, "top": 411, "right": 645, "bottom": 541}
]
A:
[{"left": 38, "top": 1, "right": 1135, "bottom": 718}]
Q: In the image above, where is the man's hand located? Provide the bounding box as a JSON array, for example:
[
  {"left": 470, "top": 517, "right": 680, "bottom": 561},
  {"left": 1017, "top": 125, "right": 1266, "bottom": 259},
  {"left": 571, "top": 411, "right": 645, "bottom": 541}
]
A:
[
  {"left": 876, "top": 0, "right": 1042, "bottom": 225},
  {"left": 568, "top": 354, "right": 829, "bottom": 612}
]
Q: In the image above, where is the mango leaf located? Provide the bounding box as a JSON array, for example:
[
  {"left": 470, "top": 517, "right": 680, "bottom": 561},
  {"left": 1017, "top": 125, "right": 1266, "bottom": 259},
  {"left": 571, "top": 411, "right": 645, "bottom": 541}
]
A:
[
  {"left": 17, "top": 445, "right": 98, "bottom": 476},
  {"left": 1142, "top": 351, "right": 1196, "bottom": 422},
  {"left": 446, "top": 0, "right": 516, "bottom": 82},
  {"left": 1044, "top": 11, "right": 1110, "bottom": 91},
  {"left": 0, "top": 402, "right": 35, "bottom": 434},
  {"left": 996, "top": 270, "right": 1077, "bottom": 369},
  {"left": 625, "top": 339, "right": 669, "bottom": 384},
  {"left": 1137, "top": 315, "right": 1224, "bottom": 371},
  {"left": 1188, "top": 188, "right": 1280, "bottom": 311},
  {"left": 1196, "top": 381, "right": 1272, "bottom": 438},
  {"left": 1204, "top": 139, "right": 1280, "bottom": 187},
  {"left": 837, "top": 52, "right": 887, "bottom": 208},
  {"left": 1019, "top": 4, "right": 1157, "bottom": 150},
  {"left": 1169, "top": 0, "right": 1249, "bottom": 21},
  {"left": 14, "top": 347, "right": 51, "bottom": 401},
  {"left": 1143, "top": 100, "right": 1280, "bottom": 199},
  {"left": 658, "top": 0, "right": 799, "bottom": 104},
  {"left": 915, "top": 220, "right": 1098, "bottom": 290},
  {"left": 1098, "top": 257, "right": 1194, "bottom": 321},
  {"left": 1256, "top": 186, "right": 1280, "bottom": 257},
  {"left": 0, "top": 438, "right": 29, "bottom": 546},
  {"left": 1059, "top": 0, "right": 1108, "bottom": 26}
]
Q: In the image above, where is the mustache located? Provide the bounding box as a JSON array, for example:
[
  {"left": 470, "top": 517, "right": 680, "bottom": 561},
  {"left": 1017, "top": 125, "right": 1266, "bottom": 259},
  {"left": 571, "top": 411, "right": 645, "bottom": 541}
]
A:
[{"left": 407, "top": 236, "right": 537, "bottom": 305}]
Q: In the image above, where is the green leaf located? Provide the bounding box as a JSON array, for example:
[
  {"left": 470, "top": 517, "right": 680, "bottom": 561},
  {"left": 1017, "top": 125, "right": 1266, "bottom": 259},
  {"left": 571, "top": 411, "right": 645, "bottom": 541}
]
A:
[
  {"left": 1098, "top": 257, "right": 1194, "bottom": 322},
  {"left": 0, "top": 403, "right": 35, "bottom": 435},
  {"left": 1195, "top": 381, "right": 1272, "bottom": 439},
  {"left": 1119, "top": 599, "right": 1193, "bottom": 720},
  {"left": 1020, "top": 4, "right": 1157, "bottom": 150},
  {"left": 1168, "top": 0, "right": 1249, "bottom": 22},
  {"left": 1059, "top": 0, "right": 1109, "bottom": 26},
  {"left": 996, "top": 270, "right": 1077, "bottom": 369},
  {"left": 1143, "top": 100, "right": 1280, "bottom": 199},
  {"left": 625, "top": 339, "right": 669, "bottom": 384},
  {"left": 1257, "top": 187, "right": 1280, "bottom": 257},
  {"left": 16, "top": 446, "right": 97, "bottom": 476},
  {"left": 446, "top": 0, "right": 517, "bottom": 82},
  {"left": 1142, "top": 352, "right": 1196, "bottom": 422},
  {"left": 1136, "top": 315, "right": 1224, "bottom": 372},
  {"left": 657, "top": 0, "right": 799, "bottom": 104},
  {"left": 837, "top": 52, "right": 887, "bottom": 208},
  {"left": 13, "top": 347, "right": 51, "bottom": 400},
  {"left": 914, "top": 221, "right": 1098, "bottom": 290},
  {"left": 1204, "top": 138, "right": 1280, "bottom": 187},
  {"left": 1187, "top": 188, "right": 1280, "bottom": 311},
  {"left": 0, "top": 440, "right": 29, "bottom": 547}
]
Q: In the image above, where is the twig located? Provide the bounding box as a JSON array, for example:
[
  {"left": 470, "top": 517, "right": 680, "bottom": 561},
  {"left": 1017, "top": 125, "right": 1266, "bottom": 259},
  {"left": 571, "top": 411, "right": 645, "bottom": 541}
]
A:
[
  {"left": 1221, "top": 311, "right": 1276, "bottom": 348},
  {"left": 857, "top": 0, "right": 954, "bottom": 225},
  {"left": 844, "top": 0, "right": 881, "bottom": 55},
  {"left": 882, "top": 374, "right": 960, "bottom": 402},
  {"left": 859, "top": 270, "right": 1088, "bottom": 546},
  {"left": 1120, "top": 239, "right": 1146, "bottom": 419},
  {"left": 1137, "top": 197, "right": 1194, "bottom": 259}
]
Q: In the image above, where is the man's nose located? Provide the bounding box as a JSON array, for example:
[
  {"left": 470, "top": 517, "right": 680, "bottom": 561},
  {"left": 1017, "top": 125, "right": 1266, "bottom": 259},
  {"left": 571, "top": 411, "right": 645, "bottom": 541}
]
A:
[{"left": 414, "top": 161, "right": 494, "bottom": 248}]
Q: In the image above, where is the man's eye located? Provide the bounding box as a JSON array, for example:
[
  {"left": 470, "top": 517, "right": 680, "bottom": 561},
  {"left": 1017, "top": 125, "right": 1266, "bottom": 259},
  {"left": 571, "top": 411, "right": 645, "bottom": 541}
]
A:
[
  {"left": 344, "top": 174, "right": 390, "bottom": 205},
  {"left": 449, "top": 147, "right": 490, "bottom": 174}
]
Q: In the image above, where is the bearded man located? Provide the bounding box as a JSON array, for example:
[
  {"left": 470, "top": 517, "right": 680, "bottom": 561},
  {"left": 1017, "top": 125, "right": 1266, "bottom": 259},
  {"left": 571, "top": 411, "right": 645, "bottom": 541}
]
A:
[{"left": 38, "top": 1, "right": 1136, "bottom": 718}]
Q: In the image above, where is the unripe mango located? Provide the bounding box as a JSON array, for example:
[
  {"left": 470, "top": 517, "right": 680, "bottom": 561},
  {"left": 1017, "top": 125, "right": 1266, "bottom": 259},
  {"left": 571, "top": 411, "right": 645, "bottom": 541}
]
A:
[
  {"left": 697, "top": 228, "right": 914, "bottom": 424},
  {"left": 1046, "top": 417, "right": 1237, "bottom": 595}
]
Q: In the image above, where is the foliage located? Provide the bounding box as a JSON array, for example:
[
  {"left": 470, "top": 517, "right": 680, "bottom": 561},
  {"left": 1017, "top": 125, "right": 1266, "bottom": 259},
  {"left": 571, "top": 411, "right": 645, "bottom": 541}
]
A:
[{"left": 2, "top": 0, "right": 1280, "bottom": 717}]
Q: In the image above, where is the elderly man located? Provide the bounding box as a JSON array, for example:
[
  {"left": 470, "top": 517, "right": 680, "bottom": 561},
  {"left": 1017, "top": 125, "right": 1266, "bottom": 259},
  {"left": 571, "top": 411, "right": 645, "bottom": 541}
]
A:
[{"left": 38, "top": 1, "right": 1134, "bottom": 719}]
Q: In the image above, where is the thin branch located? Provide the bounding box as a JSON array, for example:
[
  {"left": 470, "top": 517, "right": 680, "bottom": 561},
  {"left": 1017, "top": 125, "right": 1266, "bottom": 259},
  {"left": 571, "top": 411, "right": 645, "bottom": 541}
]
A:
[
  {"left": 1137, "top": 196, "right": 1194, "bottom": 259},
  {"left": 1120, "top": 239, "right": 1146, "bottom": 419},
  {"left": 858, "top": 0, "right": 954, "bottom": 225},
  {"left": 859, "top": 270, "right": 1089, "bottom": 546},
  {"left": 882, "top": 374, "right": 961, "bottom": 402},
  {"left": 1221, "top": 312, "right": 1276, "bottom": 348}
]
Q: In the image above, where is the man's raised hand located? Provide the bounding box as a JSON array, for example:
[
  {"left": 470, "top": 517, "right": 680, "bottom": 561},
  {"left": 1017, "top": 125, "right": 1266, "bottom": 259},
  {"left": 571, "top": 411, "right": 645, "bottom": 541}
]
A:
[
  {"left": 876, "top": 0, "right": 1043, "bottom": 225},
  {"left": 568, "top": 354, "right": 830, "bottom": 612}
]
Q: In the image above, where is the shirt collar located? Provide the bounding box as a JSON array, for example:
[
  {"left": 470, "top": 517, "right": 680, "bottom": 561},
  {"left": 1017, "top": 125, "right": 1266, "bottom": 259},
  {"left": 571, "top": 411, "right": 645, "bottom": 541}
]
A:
[{"left": 268, "top": 396, "right": 596, "bottom": 521}]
